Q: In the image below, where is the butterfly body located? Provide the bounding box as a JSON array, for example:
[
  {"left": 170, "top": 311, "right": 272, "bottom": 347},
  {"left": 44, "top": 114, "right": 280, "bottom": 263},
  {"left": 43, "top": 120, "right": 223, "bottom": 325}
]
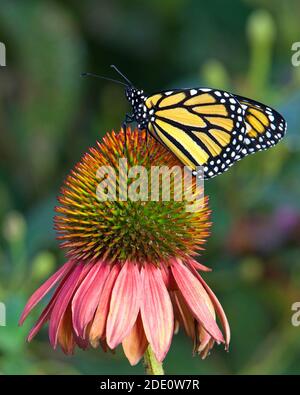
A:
[
  {"left": 125, "top": 85, "right": 286, "bottom": 179},
  {"left": 125, "top": 87, "right": 148, "bottom": 128},
  {"left": 83, "top": 67, "right": 287, "bottom": 179}
]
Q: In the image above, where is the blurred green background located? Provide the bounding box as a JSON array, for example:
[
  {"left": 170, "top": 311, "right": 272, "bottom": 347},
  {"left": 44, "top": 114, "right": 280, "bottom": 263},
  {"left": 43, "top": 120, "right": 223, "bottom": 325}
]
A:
[{"left": 1, "top": 0, "right": 300, "bottom": 375}]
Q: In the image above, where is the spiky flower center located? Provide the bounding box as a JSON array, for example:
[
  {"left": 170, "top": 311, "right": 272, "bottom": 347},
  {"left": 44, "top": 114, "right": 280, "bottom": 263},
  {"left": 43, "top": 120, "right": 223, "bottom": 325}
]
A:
[{"left": 55, "top": 129, "right": 211, "bottom": 264}]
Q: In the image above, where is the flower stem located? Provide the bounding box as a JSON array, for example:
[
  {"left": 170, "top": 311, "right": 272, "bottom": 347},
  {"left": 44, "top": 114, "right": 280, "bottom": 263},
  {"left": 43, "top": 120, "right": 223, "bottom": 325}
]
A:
[{"left": 143, "top": 346, "right": 164, "bottom": 375}]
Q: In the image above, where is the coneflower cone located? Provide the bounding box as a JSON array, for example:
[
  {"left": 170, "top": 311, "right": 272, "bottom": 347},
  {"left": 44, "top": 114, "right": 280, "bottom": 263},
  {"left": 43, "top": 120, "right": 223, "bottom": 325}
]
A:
[{"left": 20, "top": 128, "right": 230, "bottom": 365}]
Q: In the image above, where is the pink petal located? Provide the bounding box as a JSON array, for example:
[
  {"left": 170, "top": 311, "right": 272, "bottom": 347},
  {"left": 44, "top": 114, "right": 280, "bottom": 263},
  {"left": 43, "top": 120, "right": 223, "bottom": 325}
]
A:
[
  {"left": 106, "top": 261, "right": 141, "bottom": 349},
  {"left": 57, "top": 305, "right": 75, "bottom": 355},
  {"left": 188, "top": 264, "right": 231, "bottom": 348},
  {"left": 89, "top": 264, "right": 121, "bottom": 347},
  {"left": 198, "top": 326, "right": 211, "bottom": 353},
  {"left": 72, "top": 261, "right": 110, "bottom": 338},
  {"left": 140, "top": 265, "right": 174, "bottom": 362},
  {"left": 27, "top": 296, "right": 56, "bottom": 342},
  {"left": 19, "top": 259, "right": 75, "bottom": 325},
  {"left": 188, "top": 257, "right": 212, "bottom": 272},
  {"left": 49, "top": 262, "right": 91, "bottom": 348},
  {"left": 27, "top": 264, "right": 77, "bottom": 341},
  {"left": 171, "top": 290, "right": 195, "bottom": 339},
  {"left": 122, "top": 314, "right": 148, "bottom": 366},
  {"left": 74, "top": 334, "right": 89, "bottom": 350},
  {"left": 171, "top": 259, "right": 224, "bottom": 343},
  {"left": 160, "top": 264, "right": 171, "bottom": 289},
  {"left": 196, "top": 324, "right": 215, "bottom": 359}
]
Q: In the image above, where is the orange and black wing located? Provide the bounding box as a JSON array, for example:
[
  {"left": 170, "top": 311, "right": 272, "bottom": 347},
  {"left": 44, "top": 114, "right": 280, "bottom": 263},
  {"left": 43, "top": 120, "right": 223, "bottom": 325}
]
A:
[
  {"left": 233, "top": 94, "right": 287, "bottom": 159},
  {"left": 144, "top": 88, "right": 246, "bottom": 179}
]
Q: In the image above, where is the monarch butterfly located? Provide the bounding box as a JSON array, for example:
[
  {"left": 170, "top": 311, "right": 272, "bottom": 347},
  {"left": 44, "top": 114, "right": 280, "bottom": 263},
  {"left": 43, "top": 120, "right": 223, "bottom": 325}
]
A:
[{"left": 82, "top": 65, "right": 287, "bottom": 179}]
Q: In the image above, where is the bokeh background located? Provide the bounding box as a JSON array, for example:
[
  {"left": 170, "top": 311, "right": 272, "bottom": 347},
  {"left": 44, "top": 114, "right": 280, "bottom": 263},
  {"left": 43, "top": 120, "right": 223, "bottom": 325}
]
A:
[{"left": 1, "top": 0, "right": 300, "bottom": 375}]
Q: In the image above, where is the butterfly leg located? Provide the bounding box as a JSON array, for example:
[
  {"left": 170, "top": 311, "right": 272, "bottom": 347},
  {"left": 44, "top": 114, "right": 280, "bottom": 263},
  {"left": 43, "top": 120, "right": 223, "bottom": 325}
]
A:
[
  {"left": 122, "top": 113, "right": 134, "bottom": 150},
  {"left": 143, "top": 129, "right": 150, "bottom": 159},
  {"left": 122, "top": 121, "right": 127, "bottom": 149}
]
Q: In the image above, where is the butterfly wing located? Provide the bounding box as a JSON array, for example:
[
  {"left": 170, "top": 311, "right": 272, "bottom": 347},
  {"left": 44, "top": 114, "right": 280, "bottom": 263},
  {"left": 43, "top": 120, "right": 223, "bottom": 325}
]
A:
[
  {"left": 233, "top": 94, "right": 287, "bottom": 160},
  {"left": 145, "top": 88, "right": 246, "bottom": 179}
]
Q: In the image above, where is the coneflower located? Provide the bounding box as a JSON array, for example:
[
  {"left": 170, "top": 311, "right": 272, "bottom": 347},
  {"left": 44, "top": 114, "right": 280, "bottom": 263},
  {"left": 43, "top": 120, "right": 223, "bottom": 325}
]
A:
[{"left": 19, "top": 128, "right": 230, "bottom": 374}]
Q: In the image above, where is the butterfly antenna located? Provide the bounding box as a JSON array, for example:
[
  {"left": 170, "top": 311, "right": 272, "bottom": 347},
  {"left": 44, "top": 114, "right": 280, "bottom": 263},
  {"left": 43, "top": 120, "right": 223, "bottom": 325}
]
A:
[
  {"left": 110, "top": 65, "right": 133, "bottom": 86},
  {"left": 81, "top": 72, "right": 128, "bottom": 87}
]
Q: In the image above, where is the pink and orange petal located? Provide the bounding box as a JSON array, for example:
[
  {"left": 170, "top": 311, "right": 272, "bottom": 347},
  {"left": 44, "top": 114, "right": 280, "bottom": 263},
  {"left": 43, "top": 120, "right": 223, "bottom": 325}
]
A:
[{"left": 20, "top": 257, "right": 229, "bottom": 365}]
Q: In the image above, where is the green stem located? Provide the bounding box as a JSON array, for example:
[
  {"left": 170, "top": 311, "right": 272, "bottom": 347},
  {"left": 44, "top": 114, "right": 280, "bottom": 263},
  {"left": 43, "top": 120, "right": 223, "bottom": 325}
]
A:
[{"left": 143, "top": 346, "right": 164, "bottom": 375}]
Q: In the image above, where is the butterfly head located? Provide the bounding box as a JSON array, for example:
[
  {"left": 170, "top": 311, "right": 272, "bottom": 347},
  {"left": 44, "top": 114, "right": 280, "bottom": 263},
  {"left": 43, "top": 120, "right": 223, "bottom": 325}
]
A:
[
  {"left": 125, "top": 87, "right": 148, "bottom": 129},
  {"left": 125, "top": 86, "right": 145, "bottom": 105},
  {"left": 106, "top": 65, "right": 148, "bottom": 128},
  {"left": 81, "top": 65, "right": 149, "bottom": 129}
]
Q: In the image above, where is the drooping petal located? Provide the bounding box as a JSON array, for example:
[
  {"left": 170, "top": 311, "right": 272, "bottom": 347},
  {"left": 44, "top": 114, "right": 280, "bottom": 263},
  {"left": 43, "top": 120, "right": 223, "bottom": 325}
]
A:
[
  {"left": 198, "top": 277, "right": 230, "bottom": 348},
  {"left": 106, "top": 261, "right": 142, "bottom": 349},
  {"left": 27, "top": 264, "right": 76, "bottom": 342},
  {"left": 74, "top": 331, "right": 89, "bottom": 350},
  {"left": 198, "top": 326, "right": 211, "bottom": 352},
  {"left": 187, "top": 262, "right": 231, "bottom": 348},
  {"left": 122, "top": 314, "right": 148, "bottom": 366},
  {"left": 49, "top": 262, "right": 91, "bottom": 348},
  {"left": 27, "top": 296, "right": 56, "bottom": 342},
  {"left": 171, "top": 259, "right": 224, "bottom": 343},
  {"left": 160, "top": 264, "right": 172, "bottom": 289},
  {"left": 72, "top": 261, "right": 110, "bottom": 338},
  {"left": 174, "top": 320, "right": 180, "bottom": 334},
  {"left": 196, "top": 325, "right": 214, "bottom": 359},
  {"left": 171, "top": 290, "right": 195, "bottom": 339},
  {"left": 19, "top": 259, "right": 75, "bottom": 325},
  {"left": 99, "top": 339, "right": 109, "bottom": 353},
  {"left": 89, "top": 264, "right": 121, "bottom": 347},
  {"left": 57, "top": 305, "right": 75, "bottom": 355},
  {"left": 140, "top": 265, "right": 174, "bottom": 362},
  {"left": 188, "top": 257, "right": 211, "bottom": 272}
]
